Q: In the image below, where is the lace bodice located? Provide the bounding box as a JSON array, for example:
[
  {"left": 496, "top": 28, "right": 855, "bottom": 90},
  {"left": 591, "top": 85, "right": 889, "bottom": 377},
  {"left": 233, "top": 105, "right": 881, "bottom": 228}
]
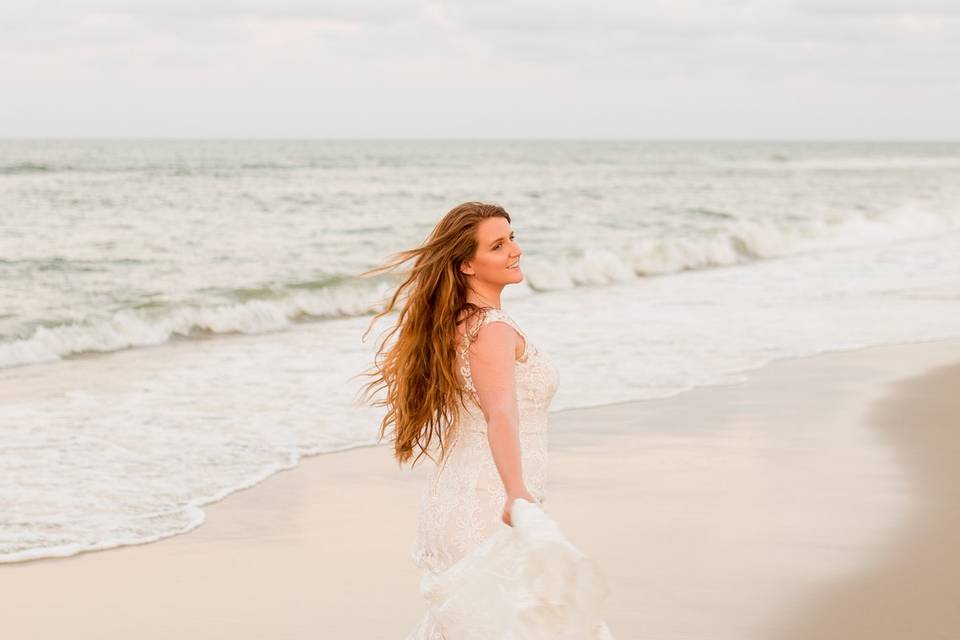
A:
[
  {"left": 455, "top": 307, "right": 559, "bottom": 435},
  {"left": 410, "top": 307, "right": 560, "bottom": 576}
]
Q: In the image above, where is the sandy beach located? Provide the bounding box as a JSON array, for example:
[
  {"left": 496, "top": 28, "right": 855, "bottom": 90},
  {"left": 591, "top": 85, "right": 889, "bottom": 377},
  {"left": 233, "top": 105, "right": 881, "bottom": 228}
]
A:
[{"left": 2, "top": 338, "right": 960, "bottom": 640}]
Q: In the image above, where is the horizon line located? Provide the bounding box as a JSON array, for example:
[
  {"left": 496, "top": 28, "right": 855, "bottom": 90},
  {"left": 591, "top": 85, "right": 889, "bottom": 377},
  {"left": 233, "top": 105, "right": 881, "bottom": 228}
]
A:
[{"left": 1, "top": 136, "right": 958, "bottom": 144}]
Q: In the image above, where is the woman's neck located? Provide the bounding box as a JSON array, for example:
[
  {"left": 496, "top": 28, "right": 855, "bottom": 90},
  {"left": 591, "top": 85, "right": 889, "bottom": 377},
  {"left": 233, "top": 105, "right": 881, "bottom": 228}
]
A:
[{"left": 466, "top": 282, "right": 504, "bottom": 309}]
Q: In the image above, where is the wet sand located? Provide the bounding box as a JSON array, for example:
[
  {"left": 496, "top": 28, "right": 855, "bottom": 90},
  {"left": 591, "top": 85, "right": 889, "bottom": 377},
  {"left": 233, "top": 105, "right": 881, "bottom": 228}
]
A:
[
  {"left": 2, "top": 339, "right": 959, "bottom": 639},
  {"left": 771, "top": 359, "right": 960, "bottom": 640}
]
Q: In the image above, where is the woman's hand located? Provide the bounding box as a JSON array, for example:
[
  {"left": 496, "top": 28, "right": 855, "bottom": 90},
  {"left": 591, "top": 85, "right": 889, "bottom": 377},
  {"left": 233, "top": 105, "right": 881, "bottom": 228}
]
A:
[{"left": 502, "top": 488, "right": 538, "bottom": 527}]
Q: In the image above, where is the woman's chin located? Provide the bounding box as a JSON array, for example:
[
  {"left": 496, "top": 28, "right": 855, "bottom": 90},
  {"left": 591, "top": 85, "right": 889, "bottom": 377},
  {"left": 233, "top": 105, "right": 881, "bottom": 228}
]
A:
[{"left": 502, "top": 268, "right": 523, "bottom": 283}]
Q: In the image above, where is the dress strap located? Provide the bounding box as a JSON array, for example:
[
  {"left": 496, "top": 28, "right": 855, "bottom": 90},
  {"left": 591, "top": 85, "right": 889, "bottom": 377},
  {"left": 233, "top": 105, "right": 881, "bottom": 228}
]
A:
[
  {"left": 459, "top": 307, "right": 525, "bottom": 395},
  {"left": 466, "top": 307, "right": 525, "bottom": 343}
]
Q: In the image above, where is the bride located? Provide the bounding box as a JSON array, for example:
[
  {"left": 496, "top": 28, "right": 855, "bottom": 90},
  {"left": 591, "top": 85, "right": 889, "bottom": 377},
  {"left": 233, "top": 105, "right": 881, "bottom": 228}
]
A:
[{"left": 358, "top": 202, "right": 615, "bottom": 638}]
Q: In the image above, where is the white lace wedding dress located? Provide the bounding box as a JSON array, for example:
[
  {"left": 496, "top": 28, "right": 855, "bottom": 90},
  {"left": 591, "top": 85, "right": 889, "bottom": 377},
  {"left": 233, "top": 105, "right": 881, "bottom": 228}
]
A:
[{"left": 406, "top": 308, "right": 615, "bottom": 639}]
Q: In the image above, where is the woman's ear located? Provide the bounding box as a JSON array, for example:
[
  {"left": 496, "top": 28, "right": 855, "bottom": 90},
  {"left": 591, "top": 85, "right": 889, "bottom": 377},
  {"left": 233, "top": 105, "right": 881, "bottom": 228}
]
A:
[{"left": 460, "top": 260, "right": 474, "bottom": 277}]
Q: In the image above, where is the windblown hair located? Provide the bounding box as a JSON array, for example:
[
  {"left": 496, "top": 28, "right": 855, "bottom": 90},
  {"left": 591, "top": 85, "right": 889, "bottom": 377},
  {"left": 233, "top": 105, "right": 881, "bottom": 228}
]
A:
[{"left": 355, "top": 202, "right": 511, "bottom": 467}]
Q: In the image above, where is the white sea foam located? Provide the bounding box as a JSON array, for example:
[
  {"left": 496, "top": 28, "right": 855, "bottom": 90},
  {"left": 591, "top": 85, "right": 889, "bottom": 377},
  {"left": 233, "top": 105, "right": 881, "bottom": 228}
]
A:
[
  {"left": 0, "top": 280, "right": 395, "bottom": 368},
  {"left": 2, "top": 206, "right": 956, "bottom": 369},
  {"left": 0, "top": 317, "right": 387, "bottom": 563}
]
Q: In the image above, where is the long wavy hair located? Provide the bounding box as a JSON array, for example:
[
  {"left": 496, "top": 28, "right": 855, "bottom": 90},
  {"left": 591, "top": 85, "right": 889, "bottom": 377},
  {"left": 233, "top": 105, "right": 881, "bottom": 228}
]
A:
[{"left": 355, "top": 201, "right": 511, "bottom": 467}]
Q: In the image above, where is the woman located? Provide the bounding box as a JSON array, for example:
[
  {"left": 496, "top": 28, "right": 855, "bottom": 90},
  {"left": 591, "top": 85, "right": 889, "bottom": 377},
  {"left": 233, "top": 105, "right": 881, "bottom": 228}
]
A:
[{"left": 358, "top": 202, "right": 614, "bottom": 638}]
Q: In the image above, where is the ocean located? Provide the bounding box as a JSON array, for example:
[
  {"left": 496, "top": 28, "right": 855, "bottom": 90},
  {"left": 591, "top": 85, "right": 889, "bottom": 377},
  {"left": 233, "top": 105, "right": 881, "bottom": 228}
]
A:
[{"left": 1, "top": 139, "right": 959, "bottom": 562}]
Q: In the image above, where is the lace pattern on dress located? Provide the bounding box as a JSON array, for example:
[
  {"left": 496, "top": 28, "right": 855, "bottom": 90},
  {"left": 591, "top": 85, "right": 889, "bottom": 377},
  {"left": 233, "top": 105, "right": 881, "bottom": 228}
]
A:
[
  {"left": 406, "top": 306, "right": 566, "bottom": 638},
  {"left": 457, "top": 307, "right": 527, "bottom": 406}
]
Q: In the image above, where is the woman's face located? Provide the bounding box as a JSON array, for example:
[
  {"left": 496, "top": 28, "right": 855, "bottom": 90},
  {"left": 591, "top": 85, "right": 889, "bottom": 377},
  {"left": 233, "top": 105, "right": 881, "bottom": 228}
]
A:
[{"left": 462, "top": 217, "right": 523, "bottom": 285}]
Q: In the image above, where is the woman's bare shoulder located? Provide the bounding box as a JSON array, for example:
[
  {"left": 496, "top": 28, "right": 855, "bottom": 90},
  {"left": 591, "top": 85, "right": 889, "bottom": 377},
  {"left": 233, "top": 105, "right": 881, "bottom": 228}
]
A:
[{"left": 465, "top": 308, "right": 526, "bottom": 360}]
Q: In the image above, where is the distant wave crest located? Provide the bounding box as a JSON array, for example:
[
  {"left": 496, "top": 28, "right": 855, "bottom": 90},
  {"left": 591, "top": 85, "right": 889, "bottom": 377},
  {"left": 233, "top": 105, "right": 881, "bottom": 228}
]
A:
[
  {"left": 0, "top": 161, "right": 58, "bottom": 175},
  {"left": 0, "top": 280, "right": 395, "bottom": 369},
  {"left": 2, "top": 205, "right": 956, "bottom": 369},
  {"left": 523, "top": 206, "right": 958, "bottom": 290}
]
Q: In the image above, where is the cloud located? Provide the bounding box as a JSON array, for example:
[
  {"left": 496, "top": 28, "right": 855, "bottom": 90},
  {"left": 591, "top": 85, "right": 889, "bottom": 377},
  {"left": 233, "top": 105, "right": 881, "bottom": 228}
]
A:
[
  {"left": 794, "top": 0, "right": 960, "bottom": 16},
  {"left": 0, "top": 0, "right": 957, "bottom": 138}
]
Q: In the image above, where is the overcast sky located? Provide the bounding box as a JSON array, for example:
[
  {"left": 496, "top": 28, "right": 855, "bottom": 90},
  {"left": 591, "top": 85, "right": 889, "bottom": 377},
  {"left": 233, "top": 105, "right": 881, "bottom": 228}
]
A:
[{"left": 2, "top": 1, "right": 958, "bottom": 139}]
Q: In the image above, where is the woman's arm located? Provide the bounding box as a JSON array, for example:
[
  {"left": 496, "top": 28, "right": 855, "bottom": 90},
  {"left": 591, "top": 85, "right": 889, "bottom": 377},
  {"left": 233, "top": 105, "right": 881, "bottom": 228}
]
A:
[{"left": 468, "top": 321, "right": 536, "bottom": 525}]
